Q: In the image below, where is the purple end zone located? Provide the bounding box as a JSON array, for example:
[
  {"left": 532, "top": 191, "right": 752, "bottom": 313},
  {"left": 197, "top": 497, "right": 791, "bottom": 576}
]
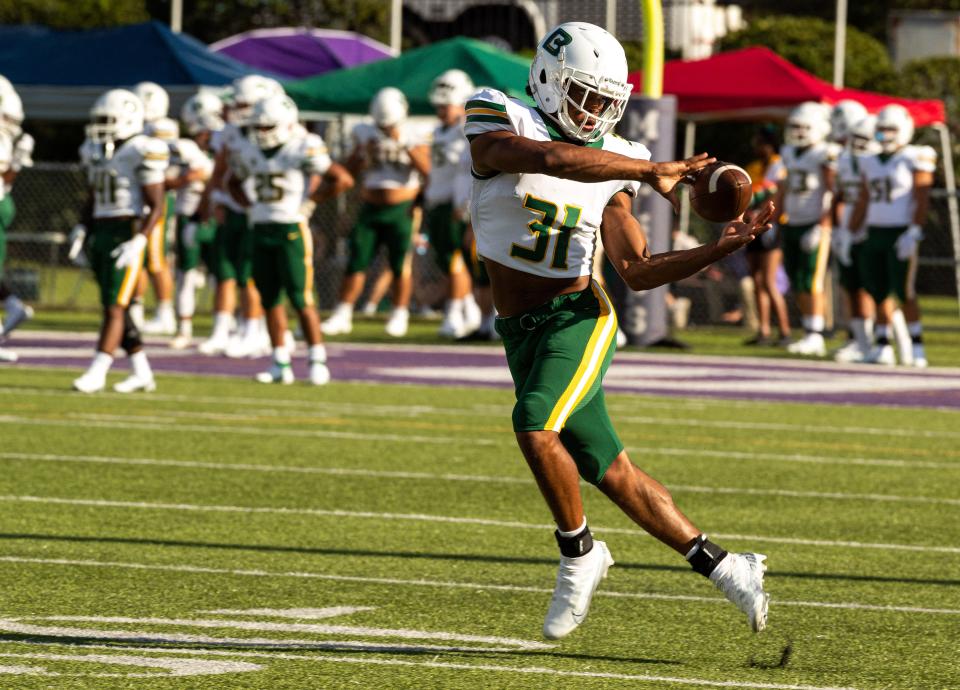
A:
[{"left": 6, "top": 332, "right": 960, "bottom": 410}]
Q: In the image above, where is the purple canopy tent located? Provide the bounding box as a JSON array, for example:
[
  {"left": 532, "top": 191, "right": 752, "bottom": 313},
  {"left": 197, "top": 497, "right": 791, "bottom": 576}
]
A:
[{"left": 209, "top": 27, "right": 395, "bottom": 79}]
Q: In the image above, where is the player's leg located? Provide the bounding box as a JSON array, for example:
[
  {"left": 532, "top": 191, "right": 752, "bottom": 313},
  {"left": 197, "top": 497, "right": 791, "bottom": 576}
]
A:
[
  {"left": 142, "top": 212, "right": 176, "bottom": 335},
  {"left": 228, "top": 212, "right": 268, "bottom": 358},
  {"left": 172, "top": 216, "right": 201, "bottom": 348},
  {"left": 200, "top": 215, "right": 238, "bottom": 354},
  {"left": 251, "top": 224, "right": 293, "bottom": 385},
  {"left": 786, "top": 224, "right": 827, "bottom": 356},
  {"left": 892, "top": 230, "right": 926, "bottom": 366},
  {"left": 324, "top": 204, "right": 378, "bottom": 335},
  {"left": 859, "top": 227, "right": 897, "bottom": 365},
  {"left": 280, "top": 222, "right": 328, "bottom": 385},
  {"left": 764, "top": 248, "right": 790, "bottom": 342},
  {"left": 0, "top": 199, "right": 33, "bottom": 360},
  {"left": 744, "top": 248, "right": 770, "bottom": 343},
  {"left": 384, "top": 201, "right": 415, "bottom": 337}
]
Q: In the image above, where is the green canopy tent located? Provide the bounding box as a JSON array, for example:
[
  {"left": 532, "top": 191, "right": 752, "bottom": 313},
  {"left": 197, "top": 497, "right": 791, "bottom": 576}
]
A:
[{"left": 284, "top": 37, "right": 530, "bottom": 116}]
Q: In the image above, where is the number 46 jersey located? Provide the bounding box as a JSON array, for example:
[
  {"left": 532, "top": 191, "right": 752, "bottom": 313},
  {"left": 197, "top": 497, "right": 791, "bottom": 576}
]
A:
[
  {"left": 464, "top": 88, "right": 649, "bottom": 279},
  {"left": 79, "top": 135, "right": 169, "bottom": 219},
  {"left": 235, "top": 132, "right": 332, "bottom": 225}
]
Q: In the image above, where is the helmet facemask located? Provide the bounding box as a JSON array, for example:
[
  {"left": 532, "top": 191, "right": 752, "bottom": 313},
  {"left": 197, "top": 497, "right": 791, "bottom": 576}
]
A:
[{"left": 553, "top": 69, "right": 628, "bottom": 143}]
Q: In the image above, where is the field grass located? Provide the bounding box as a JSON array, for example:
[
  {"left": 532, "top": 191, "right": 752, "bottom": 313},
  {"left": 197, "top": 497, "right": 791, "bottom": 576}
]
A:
[{"left": 0, "top": 365, "right": 958, "bottom": 688}]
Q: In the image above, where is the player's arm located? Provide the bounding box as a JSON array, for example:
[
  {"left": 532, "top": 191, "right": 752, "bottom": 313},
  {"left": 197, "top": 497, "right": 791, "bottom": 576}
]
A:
[
  {"left": 848, "top": 177, "right": 870, "bottom": 232},
  {"left": 601, "top": 192, "right": 775, "bottom": 291},
  {"left": 819, "top": 164, "right": 836, "bottom": 228},
  {"left": 137, "top": 182, "right": 165, "bottom": 235},
  {"left": 312, "top": 161, "right": 354, "bottom": 204},
  {"left": 344, "top": 143, "right": 368, "bottom": 178},
  {"left": 226, "top": 173, "right": 250, "bottom": 208},
  {"left": 912, "top": 170, "right": 934, "bottom": 226},
  {"left": 406, "top": 143, "right": 431, "bottom": 177},
  {"left": 198, "top": 145, "right": 230, "bottom": 221},
  {"left": 470, "top": 130, "right": 712, "bottom": 201}
]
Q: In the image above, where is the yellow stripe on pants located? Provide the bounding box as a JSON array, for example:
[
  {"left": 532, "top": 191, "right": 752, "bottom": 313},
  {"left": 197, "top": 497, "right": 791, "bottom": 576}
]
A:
[
  {"left": 811, "top": 228, "right": 831, "bottom": 295},
  {"left": 300, "top": 222, "right": 315, "bottom": 308},
  {"left": 117, "top": 250, "right": 145, "bottom": 307},
  {"left": 545, "top": 282, "right": 617, "bottom": 432}
]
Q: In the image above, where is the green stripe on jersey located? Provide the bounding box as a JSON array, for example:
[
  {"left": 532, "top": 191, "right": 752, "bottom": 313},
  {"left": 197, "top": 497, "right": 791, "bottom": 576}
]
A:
[
  {"left": 466, "top": 99, "right": 507, "bottom": 112},
  {"left": 466, "top": 114, "right": 511, "bottom": 124}
]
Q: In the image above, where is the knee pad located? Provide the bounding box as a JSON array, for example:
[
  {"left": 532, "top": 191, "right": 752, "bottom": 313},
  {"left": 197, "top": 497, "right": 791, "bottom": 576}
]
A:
[{"left": 121, "top": 309, "right": 143, "bottom": 353}]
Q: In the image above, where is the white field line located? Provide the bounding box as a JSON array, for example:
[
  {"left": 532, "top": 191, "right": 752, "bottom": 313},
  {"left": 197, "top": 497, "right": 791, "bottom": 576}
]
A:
[
  {"left": 0, "top": 642, "right": 860, "bottom": 690},
  {"left": 2, "top": 494, "right": 958, "bottom": 555},
  {"left": 2, "top": 385, "right": 959, "bottom": 439},
  {"left": 0, "top": 650, "right": 260, "bottom": 677},
  {"left": 2, "top": 452, "right": 958, "bottom": 504},
  {"left": 2, "top": 556, "right": 958, "bottom": 618}
]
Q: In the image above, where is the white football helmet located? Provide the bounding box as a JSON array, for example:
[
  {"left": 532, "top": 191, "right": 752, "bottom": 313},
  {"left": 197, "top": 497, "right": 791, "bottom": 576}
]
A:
[
  {"left": 429, "top": 69, "right": 475, "bottom": 107},
  {"left": 180, "top": 90, "right": 225, "bottom": 136},
  {"left": 850, "top": 115, "right": 881, "bottom": 156},
  {"left": 785, "top": 101, "right": 831, "bottom": 148},
  {"left": 133, "top": 81, "right": 170, "bottom": 123},
  {"left": 370, "top": 87, "right": 408, "bottom": 129},
  {"left": 86, "top": 89, "right": 144, "bottom": 143},
  {"left": 149, "top": 116, "right": 180, "bottom": 143},
  {"left": 830, "top": 99, "right": 867, "bottom": 143},
  {"left": 228, "top": 75, "right": 284, "bottom": 126},
  {"left": 528, "top": 22, "right": 632, "bottom": 143},
  {"left": 875, "top": 104, "right": 914, "bottom": 153},
  {"left": 0, "top": 85, "right": 24, "bottom": 138},
  {"left": 249, "top": 94, "right": 299, "bottom": 149}
]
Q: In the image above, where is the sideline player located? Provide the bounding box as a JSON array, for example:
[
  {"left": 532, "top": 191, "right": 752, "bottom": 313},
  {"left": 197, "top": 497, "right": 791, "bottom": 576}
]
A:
[
  {"left": 774, "top": 102, "right": 835, "bottom": 357},
  {"left": 73, "top": 89, "right": 168, "bottom": 393},
  {"left": 424, "top": 69, "right": 482, "bottom": 338},
  {"left": 322, "top": 87, "right": 430, "bottom": 338},
  {"left": 467, "top": 22, "right": 771, "bottom": 639},
  {"left": 848, "top": 104, "right": 935, "bottom": 367},
  {"left": 231, "top": 94, "right": 353, "bottom": 384},
  {"left": 0, "top": 80, "right": 33, "bottom": 361}
]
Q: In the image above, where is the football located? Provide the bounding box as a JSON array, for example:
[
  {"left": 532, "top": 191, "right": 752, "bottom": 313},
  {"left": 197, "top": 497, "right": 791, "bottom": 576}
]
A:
[{"left": 690, "top": 162, "right": 753, "bottom": 223}]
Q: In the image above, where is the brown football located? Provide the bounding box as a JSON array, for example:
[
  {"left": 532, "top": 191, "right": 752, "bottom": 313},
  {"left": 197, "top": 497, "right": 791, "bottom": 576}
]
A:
[{"left": 690, "top": 162, "right": 753, "bottom": 223}]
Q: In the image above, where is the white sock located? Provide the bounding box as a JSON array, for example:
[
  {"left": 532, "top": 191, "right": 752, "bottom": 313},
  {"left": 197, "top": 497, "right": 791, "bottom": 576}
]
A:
[
  {"left": 334, "top": 302, "right": 354, "bottom": 319},
  {"left": 446, "top": 297, "right": 464, "bottom": 318},
  {"left": 156, "top": 301, "right": 174, "bottom": 321},
  {"left": 273, "top": 346, "right": 291, "bottom": 366},
  {"left": 178, "top": 319, "right": 193, "bottom": 338},
  {"left": 850, "top": 318, "right": 869, "bottom": 351},
  {"left": 88, "top": 351, "right": 113, "bottom": 377},
  {"left": 128, "top": 301, "right": 145, "bottom": 330},
  {"left": 907, "top": 321, "right": 923, "bottom": 338},
  {"left": 176, "top": 269, "right": 200, "bottom": 318},
  {"left": 863, "top": 317, "right": 875, "bottom": 342},
  {"left": 391, "top": 306, "right": 409, "bottom": 317},
  {"left": 557, "top": 517, "right": 587, "bottom": 539},
  {"left": 308, "top": 344, "right": 327, "bottom": 363},
  {"left": 891, "top": 309, "right": 912, "bottom": 362},
  {"left": 808, "top": 315, "right": 825, "bottom": 333},
  {"left": 212, "top": 311, "right": 232, "bottom": 340},
  {"left": 130, "top": 350, "right": 153, "bottom": 379}
]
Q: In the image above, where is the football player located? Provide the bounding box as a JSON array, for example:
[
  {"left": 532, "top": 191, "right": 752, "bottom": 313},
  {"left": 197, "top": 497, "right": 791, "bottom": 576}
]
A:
[
  {"left": 131, "top": 82, "right": 177, "bottom": 335},
  {"left": 774, "top": 101, "right": 835, "bottom": 356},
  {"left": 848, "top": 104, "right": 935, "bottom": 367},
  {"left": 73, "top": 89, "right": 168, "bottom": 393},
  {"left": 322, "top": 87, "right": 430, "bottom": 338},
  {"left": 229, "top": 94, "right": 353, "bottom": 384},
  {"left": 467, "top": 21, "right": 771, "bottom": 639},
  {"left": 199, "top": 75, "right": 280, "bottom": 357},
  {"left": 830, "top": 101, "right": 877, "bottom": 363},
  {"left": 168, "top": 92, "right": 221, "bottom": 349},
  {"left": 423, "top": 69, "right": 483, "bottom": 338},
  {"left": 0, "top": 80, "right": 33, "bottom": 362}
]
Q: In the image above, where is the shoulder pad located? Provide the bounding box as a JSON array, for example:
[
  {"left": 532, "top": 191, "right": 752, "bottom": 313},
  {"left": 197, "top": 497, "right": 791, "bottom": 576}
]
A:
[{"left": 464, "top": 88, "right": 513, "bottom": 141}]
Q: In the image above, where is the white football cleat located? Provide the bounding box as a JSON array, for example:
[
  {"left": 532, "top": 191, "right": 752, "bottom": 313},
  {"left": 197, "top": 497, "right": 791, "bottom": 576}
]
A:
[
  {"left": 198, "top": 335, "right": 229, "bottom": 356},
  {"left": 141, "top": 314, "right": 177, "bottom": 336},
  {"left": 308, "top": 360, "right": 331, "bottom": 385},
  {"left": 0, "top": 347, "right": 19, "bottom": 362},
  {"left": 169, "top": 334, "right": 192, "bottom": 350},
  {"left": 786, "top": 332, "right": 826, "bottom": 357},
  {"left": 72, "top": 372, "right": 106, "bottom": 394},
  {"left": 113, "top": 373, "right": 157, "bottom": 393},
  {"left": 911, "top": 356, "right": 928, "bottom": 369},
  {"left": 255, "top": 362, "right": 295, "bottom": 384},
  {"left": 710, "top": 552, "right": 770, "bottom": 632},
  {"left": 385, "top": 308, "right": 409, "bottom": 338},
  {"left": 2, "top": 303, "right": 33, "bottom": 333},
  {"left": 438, "top": 310, "right": 465, "bottom": 339},
  {"left": 542, "top": 540, "right": 614, "bottom": 640},
  {"left": 616, "top": 328, "right": 628, "bottom": 348},
  {"left": 864, "top": 344, "right": 896, "bottom": 366},
  {"left": 321, "top": 311, "right": 353, "bottom": 335},
  {"left": 832, "top": 340, "right": 866, "bottom": 363}
]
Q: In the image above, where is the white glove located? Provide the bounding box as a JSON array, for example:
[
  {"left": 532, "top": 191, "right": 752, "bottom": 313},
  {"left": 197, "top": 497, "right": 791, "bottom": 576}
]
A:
[
  {"left": 182, "top": 221, "right": 198, "bottom": 250},
  {"left": 67, "top": 223, "right": 87, "bottom": 265},
  {"left": 831, "top": 226, "right": 853, "bottom": 266},
  {"left": 300, "top": 199, "right": 317, "bottom": 221},
  {"left": 12, "top": 133, "right": 34, "bottom": 170},
  {"left": 800, "top": 224, "right": 823, "bottom": 253},
  {"left": 896, "top": 224, "right": 924, "bottom": 260},
  {"left": 110, "top": 233, "right": 147, "bottom": 269}
]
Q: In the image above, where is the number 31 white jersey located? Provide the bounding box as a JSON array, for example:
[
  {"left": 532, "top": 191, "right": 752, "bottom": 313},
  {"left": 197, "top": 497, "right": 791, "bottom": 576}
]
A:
[
  {"left": 861, "top": 145, "right": 936, "bottom": 227},
  {"left": 464, "top": 88, "right": 649, "bottom": 280},
  {"left": 234, "top": 132, "right": 332, "bottom": 224},
  {"left": 79, "top": 135, "right": 169, "bottom": 219}
]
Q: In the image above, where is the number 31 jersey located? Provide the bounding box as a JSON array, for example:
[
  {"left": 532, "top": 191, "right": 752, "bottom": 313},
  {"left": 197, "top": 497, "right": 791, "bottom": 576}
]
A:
[
  {"left": 234, "top": 132, "right": 332, "bottom": 224},
  {"left": 79, "top": 135, "right": 169, "bottom": 219},
  {"left": 861, "top": 145, "right": 936, "bottom": 227},
  {"left": 463, "top": 88, "right": 649, "bottom": 279}
]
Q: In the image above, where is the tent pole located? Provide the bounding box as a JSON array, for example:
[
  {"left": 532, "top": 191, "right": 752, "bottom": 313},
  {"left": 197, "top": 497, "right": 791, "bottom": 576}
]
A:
[
  {"left": 390, "top": 0, "right": 402, "bottom": 53},
  {"left": 170, "top": 0, "right": 182, "bottom": 33},
  {"left": 936, "top": 123, "right": 960, "bottom": 316},
  {"left": 679, "top": 119, "right": 696, "bottom": 235},
  {"left": 833, "top": 0, "right": 847, "bottom": 87}
]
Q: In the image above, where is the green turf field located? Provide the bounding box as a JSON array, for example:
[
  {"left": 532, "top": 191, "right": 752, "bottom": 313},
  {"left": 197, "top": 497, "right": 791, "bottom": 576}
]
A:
[{"left": 0, "top": 367, "right": 958, "bottom": 688}]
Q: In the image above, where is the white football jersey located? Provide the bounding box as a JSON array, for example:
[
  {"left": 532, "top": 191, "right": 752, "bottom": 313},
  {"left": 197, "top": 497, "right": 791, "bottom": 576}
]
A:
[
  {"left": 81, "top": 134, "right": 169, "bottom": 219},
  {"left": 861, "top": 145, "right": 937, "bottom": 227},
  {"left": 835, "top": 148, "right": 865, "bottom": 228},
  {"left": 352, "top": 122, "right": 424, "bottom": 191},
  {"left": 234, "top": 132, "right": 332, "bottom": 224},
  {"left": 424, "top": 119, "right": 468, "bottom": 207},
  {"left": 781, "top": 143, "right": 836, "bottom": 225},
  {"left": 171, "top": 138, "right": 214, "bottom": 217},
  {"left": 3, "top": 133, "right": 35, "bottom": 195},
  {"left": 212, "top": 123, "right": 254, "bottom": 212},
  {"left": 464, "top": 88, "right": 649, "bottom": 280}
]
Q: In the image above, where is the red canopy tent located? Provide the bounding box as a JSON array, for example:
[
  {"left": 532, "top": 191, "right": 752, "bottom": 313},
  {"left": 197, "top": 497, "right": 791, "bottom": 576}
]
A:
[{"left": 627, "top": 46, "right": 945, "bottom": 125}]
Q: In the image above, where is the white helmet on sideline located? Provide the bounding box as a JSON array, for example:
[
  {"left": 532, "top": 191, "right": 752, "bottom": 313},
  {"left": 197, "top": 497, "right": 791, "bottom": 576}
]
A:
[
  {"left": 850, "top": 115, "right": 881, "bottom": 156},
  {"left": 370, "top": 87, "right": 408, "bottom": 128},
  {"left": 181, "top": 90, "right": 225, "bottom": 135},
  {"left": 86, "top": 89, "right": 144, "bottom": 143},
  {"left": 228, "top": 75, "right": 284, "bottom": 126},
  {"left": 133, "top": 81, "right": 170, "bottom": 123},
  {"left": 0, "top": 86, "right": 24, "bottom": 138},
  {"left": 249, "top": 94, "right": 299, "bottom": 149},
  {"left": 875, "top": 104, "right": 914, "bottom": 153},
  {"left": 429, "top": 69, "right": 475, "bottom": 107},
  {"left": 830, "top": 99, "right": 867, "bottom": 143},
  {"left": 528, "top": 22, "right": 632, "bottom": 143},
  {"left": 785, "top": 101, "right": 831, "bottom": 148}
]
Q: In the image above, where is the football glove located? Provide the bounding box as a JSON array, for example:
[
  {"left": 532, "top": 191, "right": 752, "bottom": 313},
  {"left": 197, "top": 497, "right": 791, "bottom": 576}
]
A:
[
  {"left": 111, "top": 233, "right": 147, "bottom": 269},
  {"left": 67, "top": 224, "right": 87, "bottom": 265},
  {"left": 800, "top": 224, "right": 823, "bottom": 253},
  {"left": 300, "top": 199, "right": 317, "bottom": 221},
  {"left": 181, "top": 221, "right": 198, "bottom": 250},
  {"left": 895, "top": 224, "right": 924, "bottom": 260},
  {"left": 831, "top": 226, "right": 853, "bottom": 266}
]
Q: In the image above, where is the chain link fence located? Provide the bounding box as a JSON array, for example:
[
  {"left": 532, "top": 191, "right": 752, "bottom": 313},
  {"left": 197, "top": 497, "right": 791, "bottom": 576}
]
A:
[{"left": 4, "top": 162, "right": 959, "bottom": 327}]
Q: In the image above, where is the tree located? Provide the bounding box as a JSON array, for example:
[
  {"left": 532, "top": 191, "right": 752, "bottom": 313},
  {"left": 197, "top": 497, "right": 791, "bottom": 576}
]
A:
[{"left": 0, "top": 0, "right": 147, "bottom": 28}]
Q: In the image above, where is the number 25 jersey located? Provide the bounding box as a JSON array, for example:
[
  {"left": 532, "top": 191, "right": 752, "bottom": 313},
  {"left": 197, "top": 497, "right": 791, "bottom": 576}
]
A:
[
  {"left": 463, "top": 88, "right": 649, "bottom": 279},
  {"left": 860, "top": 145, "right": 936, "bottom": 227}
]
